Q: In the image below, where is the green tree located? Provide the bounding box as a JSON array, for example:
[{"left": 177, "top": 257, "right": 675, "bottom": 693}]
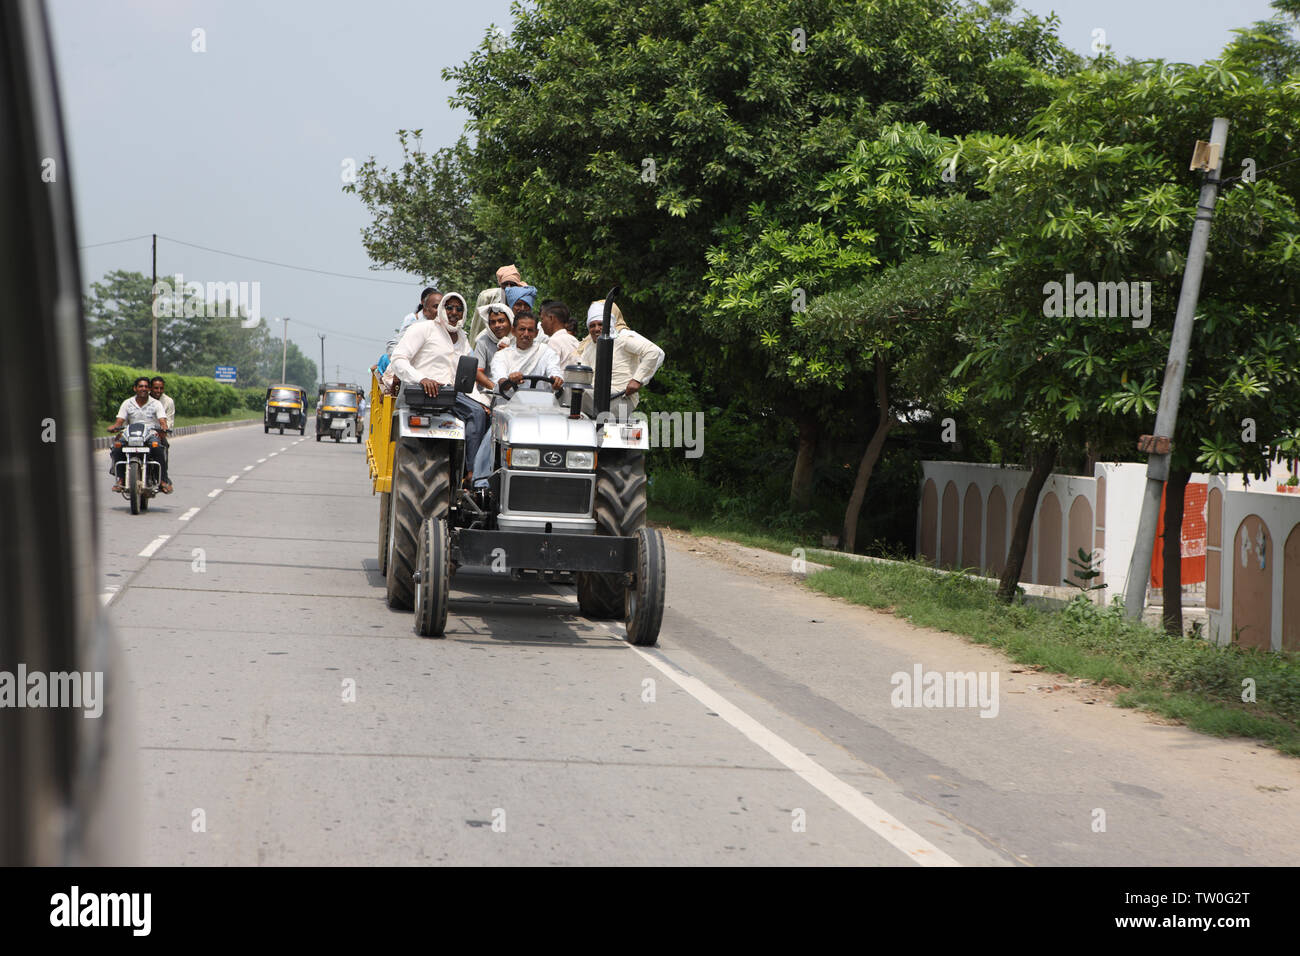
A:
[
  {"left": 432, "top": 0, "right": 1078, "bottom": 511},
  {"left": 85, "top": 269, "right": 155, "bottom": 367},
  {"left": 950, "top": 47, "right": 1300, "bottom": 604},
  {"left": 85, "top": 269, "right": 280, "bottom": 387},
  {"left": 344, "top": 133, "right": 510, "bottom": 294}
]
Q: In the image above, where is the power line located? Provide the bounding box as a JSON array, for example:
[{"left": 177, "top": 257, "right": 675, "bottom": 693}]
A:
[
  {"left": 78, "top": 233, "right": 422, "bottom": 287},
  {"left": 157, "top": 235, "right": 416, "bottom": 286},
  {"left": 79, "top": 234, "right": 153, "bottom": 250},
  {"left": 288, "top": 316, "right": 389, "bottom": 346}
]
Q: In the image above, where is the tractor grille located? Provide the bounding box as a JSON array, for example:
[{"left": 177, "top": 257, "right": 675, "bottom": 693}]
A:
[{"left": 506, "top": 474, "right": 593, "bottom": 514}]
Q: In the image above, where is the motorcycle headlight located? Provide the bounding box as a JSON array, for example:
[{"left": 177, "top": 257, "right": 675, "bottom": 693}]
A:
[
  {"left": 565, "top": 451, "right": 595, "bottom": 470},
  {"left": 508, "top": 447, "right": 539, "bottom": 468}
]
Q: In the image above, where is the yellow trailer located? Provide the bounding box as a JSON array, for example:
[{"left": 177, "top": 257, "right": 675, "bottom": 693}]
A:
[{"left": 366, "top": 371, "right": 398, "bottom": 573}]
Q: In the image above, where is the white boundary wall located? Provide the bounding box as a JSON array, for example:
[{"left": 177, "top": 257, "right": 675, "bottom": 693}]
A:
[
  {"left": 1205, "top": 478, "right": 1300, "bottom": 651},
  {"left": 919, "top": 460, "right": 1299, "bottom": 646}
]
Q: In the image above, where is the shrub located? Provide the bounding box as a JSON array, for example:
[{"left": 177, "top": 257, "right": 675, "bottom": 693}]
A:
[{"left": 90, "top": 364, "right": 239, "bottom": 419}]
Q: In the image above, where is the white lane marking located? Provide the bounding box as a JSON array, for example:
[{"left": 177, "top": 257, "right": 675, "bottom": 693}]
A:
[
  {"left": 267, "top": 452, "right": 278, "bottom": 457},
  {"left": 279, "top": 447, "right": 287, "bottom": 452},
  {"left": 257, "top": 458, "right": 267, "bottom": 463},
  {"left": 178, "top": 507, "right": 200, "bottom": 521},
  {"left": 626, "top": 642, "right": 961, "bottom": 867},
  {"left": 243, "top": 465, "right": 254, "bottom": 472},
  {"left": 138, "top": 535, "right": 170, "bottom": 558},
  {"left": 226, "top": 475, "right": 239, "bottom": 484},
  {"left": 208, "top": 489, "right": 223, "bottom": 498}
]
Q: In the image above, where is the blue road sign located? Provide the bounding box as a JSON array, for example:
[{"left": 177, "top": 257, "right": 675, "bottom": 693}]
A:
[{"left": 215, "top": 365, "right": 237, "bottom": 383}]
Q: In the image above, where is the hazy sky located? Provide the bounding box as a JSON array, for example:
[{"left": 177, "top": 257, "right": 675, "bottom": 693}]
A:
[{"left": 50, "top": 0, "right": 1286, "bottom": 385}]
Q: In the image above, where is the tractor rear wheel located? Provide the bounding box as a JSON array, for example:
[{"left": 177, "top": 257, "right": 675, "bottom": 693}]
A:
[
  {"left": 385, "top": 438, "right": 451, "bottom": 610},
  {"left": 577, "top": 451, "right": 646, "bottom": 619}
]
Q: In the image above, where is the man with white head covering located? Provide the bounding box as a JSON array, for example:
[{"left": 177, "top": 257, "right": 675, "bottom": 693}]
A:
[
  {"left": 473, "top": 300, "right": 515, "bottom": 373},
  {"left": 385, "top": 292, "right": 495, "bottom": 482},
  {"left": 579, "top": 300, "right": 665, "bottom": 413}
]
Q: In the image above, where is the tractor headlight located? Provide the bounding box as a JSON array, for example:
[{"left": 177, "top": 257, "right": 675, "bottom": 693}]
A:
[
  {"left": 508, "top": 447, "right": 539, "bottom": 468},
  {"left": 565, "top": 450, "right": 595, "bottom": 470}
]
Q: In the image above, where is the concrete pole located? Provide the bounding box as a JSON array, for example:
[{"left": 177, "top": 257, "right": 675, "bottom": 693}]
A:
[
  {"left": 151, "top": 233, "right": 157, "bottom": 370},
  {"left": 280, "top": 317, "right": 289, "bottom": 383},
  {"left": 1123, "top": 118, "right": 1229, "bottom": 620}
]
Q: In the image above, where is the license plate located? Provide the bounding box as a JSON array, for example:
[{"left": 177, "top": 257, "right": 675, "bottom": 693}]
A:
[
  {"left": 429, "top": 423, "right": 464, "bottom": 439},
  {"left": 277, "top": 413, "right": 290, "bottom": 422},
  {"left": 331, "top": 420, "right": 346, "bottom": 428}
]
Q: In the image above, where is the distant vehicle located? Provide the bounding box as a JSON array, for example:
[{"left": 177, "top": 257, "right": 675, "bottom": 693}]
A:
[
  {"left": 265, "top": 384, "right": 307, "bottom": 435},
  {"left": 108, "top": 422, "right": 164, "bottom": 513},
  {"left": 317, "top": 382, "right": 364, "bottom": 443},
  {"left": 1, "top": 0, "right": 136, "bottom": 863}
]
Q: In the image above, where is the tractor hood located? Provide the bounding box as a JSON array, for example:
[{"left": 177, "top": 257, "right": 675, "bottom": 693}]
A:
[{"left": 492, "top": 390, "right": 596, "bottom": 448}]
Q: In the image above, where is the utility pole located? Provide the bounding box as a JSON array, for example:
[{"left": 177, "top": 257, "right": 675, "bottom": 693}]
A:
[
  {"left": 151, "top": 233, "right": 157, "bottom": 370},
  {"left": 336, "top": 364, "right": 340, "bottom": 381},
  {"left": 318, "top": 333, "right": 325, "bottom": 389},
  {"left": 1124, "top": 118, "right": 1229, "bottom": 620},
  {"left": 280, "top": 317, "right": 290, "bottom": 383}
]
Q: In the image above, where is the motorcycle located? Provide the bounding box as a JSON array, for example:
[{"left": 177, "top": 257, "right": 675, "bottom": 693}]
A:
[{"left": 109, "top": 422, "right": 164, "bottom": 514}]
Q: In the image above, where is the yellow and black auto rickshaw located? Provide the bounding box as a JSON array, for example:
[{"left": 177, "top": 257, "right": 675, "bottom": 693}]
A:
[
  {"left": 316, "top": 382, "right": 364, "bottom": 442},
  {"left": 265, "top": 384, "right": 307, "bottom": 435}
]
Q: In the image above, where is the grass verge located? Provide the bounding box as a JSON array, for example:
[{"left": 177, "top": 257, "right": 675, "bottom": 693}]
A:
[{"left": 650, "top": 504, "right": 1300, "bottom": 757}]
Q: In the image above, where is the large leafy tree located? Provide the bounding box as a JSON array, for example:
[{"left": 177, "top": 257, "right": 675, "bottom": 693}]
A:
[
  {"left": 704, "top": 122, "right": 976, "bottom": 531},
  {"left": 430, "top": 0, "right": 1079, "bottom": 500},
  {"left": 950, "top": 41, "right": 1300, "bottom": 605}
]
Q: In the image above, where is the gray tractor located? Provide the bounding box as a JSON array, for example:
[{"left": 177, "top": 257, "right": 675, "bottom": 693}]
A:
[{"left": 382, "top": 291, "right": 666, "bottom": 645}]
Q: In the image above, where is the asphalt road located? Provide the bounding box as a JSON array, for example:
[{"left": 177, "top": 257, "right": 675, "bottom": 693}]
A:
[{"left": 98, "top": 423, "right": 1300, "bottom": 865}]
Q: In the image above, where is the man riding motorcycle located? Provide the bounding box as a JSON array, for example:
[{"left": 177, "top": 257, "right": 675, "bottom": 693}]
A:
[{"left": 108, "top": 377, "right": 172, "bottom": 493}]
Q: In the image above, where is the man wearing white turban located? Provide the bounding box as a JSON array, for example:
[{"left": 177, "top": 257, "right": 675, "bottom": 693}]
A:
[{"left": 578, "top": 300, "right": 665, "bottom": 414}]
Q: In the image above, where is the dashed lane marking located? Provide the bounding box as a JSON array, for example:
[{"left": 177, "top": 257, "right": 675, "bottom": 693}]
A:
[{"left": 138, "top": 535, "right": 170, "bottom": 558}]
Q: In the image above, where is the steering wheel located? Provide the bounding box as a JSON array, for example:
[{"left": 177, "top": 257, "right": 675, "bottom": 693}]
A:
[{"left": 500, "top": 374, "right": 559, "bottom": 396}]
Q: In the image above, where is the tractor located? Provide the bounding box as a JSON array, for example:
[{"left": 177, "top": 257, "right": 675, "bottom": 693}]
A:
[{"left": 365, "top": 291, "right": 665, "bottom": 645}]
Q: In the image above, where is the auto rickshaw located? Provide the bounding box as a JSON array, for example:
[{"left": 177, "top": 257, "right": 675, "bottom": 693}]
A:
[
  {"left": 317, "top": 382, "right": 364, "bottom": 442},
  {"left": 265, "top": 384, "right": 307, "bottom": 435}
]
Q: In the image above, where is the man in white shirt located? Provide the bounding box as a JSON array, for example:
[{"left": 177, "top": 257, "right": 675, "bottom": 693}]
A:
[
  {"left": 108, "top": 376, "right": 171, "bottom": 493},
  {"left": 385, "top": 292, "right": 493, "bottom": 484},
  {"left": 579, "top": 300, "right": 665, "bottom": 416},
  {"left": 398, "top": 287, "right": 440, "bottom": 337},
  {"left": 148, "top": 376, "right": 176, "bottom": 491},
  {"left": 490, "top": 313, "right": 564, "bottom": 391},
  {"left": 539, "top": 300, "right": 580, "bottom": 368}
]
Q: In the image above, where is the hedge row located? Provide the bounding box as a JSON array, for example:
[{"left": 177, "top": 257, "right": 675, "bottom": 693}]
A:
[{"left": 89, "top": 364, "right": 240, "bottom": 420}]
